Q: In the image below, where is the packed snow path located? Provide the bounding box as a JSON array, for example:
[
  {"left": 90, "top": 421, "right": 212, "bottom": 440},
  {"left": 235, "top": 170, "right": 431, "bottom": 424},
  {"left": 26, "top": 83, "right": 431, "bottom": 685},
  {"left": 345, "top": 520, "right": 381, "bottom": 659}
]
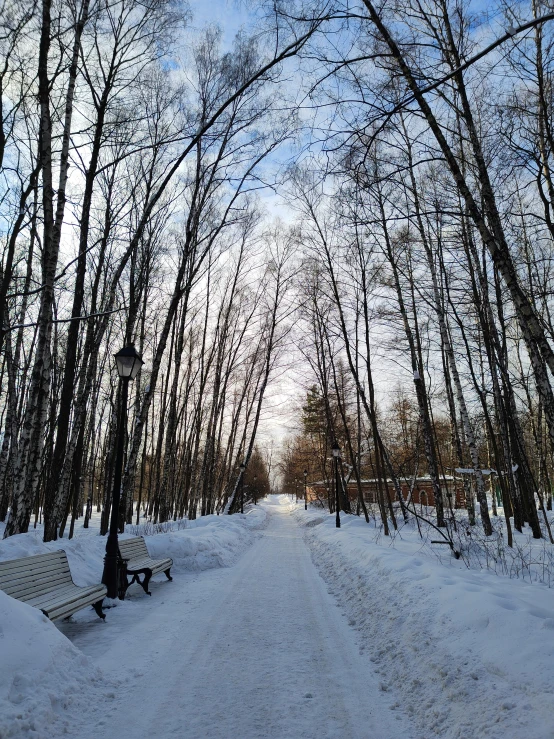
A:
[{"left": 64, "top": 497, "right": 415, "bottom": 739}]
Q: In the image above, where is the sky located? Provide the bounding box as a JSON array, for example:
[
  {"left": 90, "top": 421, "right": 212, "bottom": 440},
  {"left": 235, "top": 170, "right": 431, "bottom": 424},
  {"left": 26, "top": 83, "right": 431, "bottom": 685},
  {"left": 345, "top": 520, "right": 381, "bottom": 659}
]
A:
[
  {"left": 189, "top": 0, "right": 254, "bottom": 48},
  {"left": 179, "top": 0, "right": 528, "bottom": 456},
  {"left": 183, "top": 0, "right": 421, "bottom": 455},
  {"left": 185, "top": 0, "right": 305, "bottom": 453}
]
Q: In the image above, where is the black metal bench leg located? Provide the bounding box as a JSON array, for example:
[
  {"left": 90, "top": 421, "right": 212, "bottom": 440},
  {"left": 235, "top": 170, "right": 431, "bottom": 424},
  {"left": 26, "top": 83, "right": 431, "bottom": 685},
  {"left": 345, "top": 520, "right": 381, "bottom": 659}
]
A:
[
  {"left": 118, "top": 563, "right": 129, "bottom": 600},
  {"left": 118, "top": 577, "right": 132, "bottom": 601},
  {"left": 164, "top": 568, "right": 173, "bottom": 581},
  {"left": 140, "top": 569, "right": 153, "bottom": 595},
  {"left": 92, "top": 599, "right": 106, "bottom": 620}
]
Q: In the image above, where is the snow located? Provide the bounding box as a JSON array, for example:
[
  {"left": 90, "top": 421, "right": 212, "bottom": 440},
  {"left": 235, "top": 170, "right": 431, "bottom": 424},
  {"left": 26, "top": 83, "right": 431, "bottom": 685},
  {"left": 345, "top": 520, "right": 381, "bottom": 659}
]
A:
[
  {"left": 294, "top": 502, "right": 554, "bottom": 739},
  {"left": 0, "top": 590, "right": 117, "bottom": 738},
  {"left": 1, "top": 496, "right": 553, "bottom": 738},
  {"left": 0, "top": 505, "right": 267, "bottom": 587},
  {"left": 0, "top": 507, "right": 267, "bottom": 738}
]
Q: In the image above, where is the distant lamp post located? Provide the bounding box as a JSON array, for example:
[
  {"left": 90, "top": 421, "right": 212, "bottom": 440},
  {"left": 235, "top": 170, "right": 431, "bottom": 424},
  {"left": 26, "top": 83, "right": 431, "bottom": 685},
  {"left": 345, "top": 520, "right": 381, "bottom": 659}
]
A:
[
  {"left": 304, "top": 469, "right": 308, "bottom": 511},
  {"left": 240, "top": 462, "right": 246, "bottom": 514},
  {"left": 102, "top": 344, "right": 143, "bottom": 599},
  {"left": 332, "top": 441, "right": 341, "bottom": 528},
  {"left": 253, "top": 474, "right": 258, "bottom": 504},
  {"left": 295, "top": 477, "right": 298, "bottom": 502},
  {"left": 446, "top": 490, "right": 456, "bottom": 531}
]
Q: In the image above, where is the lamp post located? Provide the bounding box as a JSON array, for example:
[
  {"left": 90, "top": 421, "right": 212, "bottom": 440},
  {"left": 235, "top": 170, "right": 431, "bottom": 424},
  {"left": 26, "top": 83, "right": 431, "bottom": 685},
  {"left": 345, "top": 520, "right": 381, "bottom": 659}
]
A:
[
  {"left": 446, "top": 490, "right": 457, "bottom": 531},
  {"left": 304, "top": 469, "right": 308, "bottom": 510},
  {"left": 240, "top": 462, "right": 246, "bottom": 514},
  {"left": 332, "top": 441, "right": 341, "bottom": 528},
  {"left": 102, "top": 345, "right": 143, "bottom": 599},
  {"left": 295, "top": 477, "right": 298, "bottom": 503},
  {"left": 253, "top": 474, "right": 258, "bottom": 504}
]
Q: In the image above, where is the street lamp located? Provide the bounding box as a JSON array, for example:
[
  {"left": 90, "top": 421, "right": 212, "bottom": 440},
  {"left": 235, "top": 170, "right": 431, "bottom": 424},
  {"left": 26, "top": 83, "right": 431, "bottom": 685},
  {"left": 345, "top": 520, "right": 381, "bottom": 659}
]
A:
[
  {"left": 304, "top": 469, "right": 308, "bottom": 511},
  {"left": 253, "top": 473, "right": 258, "bottom": 504},
  {"left": 332, "top": 441, "right": 341, "bottom": 529},
  {"left": 295, "top": 477, "right": 298, "bottom": 502},
  {"left": 240, "top": 462, "right": 246, "bottom": 514},
  {"left": 102, "top": 344, "right": 143, "bottom": 599}
]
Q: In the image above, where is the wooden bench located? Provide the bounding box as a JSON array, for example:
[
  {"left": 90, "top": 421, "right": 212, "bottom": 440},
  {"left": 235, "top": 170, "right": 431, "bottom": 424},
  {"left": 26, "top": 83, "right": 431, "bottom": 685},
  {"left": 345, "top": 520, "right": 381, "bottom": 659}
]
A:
[
  {"left": 118, "top": 537, "right": 173, "bottom": 598},
  {"left": 0, "top": 550, "right": 106, "bottom": 621}
]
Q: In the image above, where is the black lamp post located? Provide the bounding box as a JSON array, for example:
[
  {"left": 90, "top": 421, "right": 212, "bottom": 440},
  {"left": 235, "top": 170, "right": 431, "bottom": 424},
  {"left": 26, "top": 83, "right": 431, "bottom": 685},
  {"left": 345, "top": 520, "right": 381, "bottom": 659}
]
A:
[
  {"left": 304, "top": 469, "right": 308, "bottom": 510},
  {"left": 253, "top": 474, "right": 258, "bottom": 504},
  {"left": 295, "top": 477, "right": 298, "bottom": 502},
  {"left": 240, "top": 462, "right": 246, "bottom": 514},
  {"left": 332, "top": 440, "right": 341, "bottom": 528},
  {"left": 102, "top": 345, "right": 143, "bottom": 599}
]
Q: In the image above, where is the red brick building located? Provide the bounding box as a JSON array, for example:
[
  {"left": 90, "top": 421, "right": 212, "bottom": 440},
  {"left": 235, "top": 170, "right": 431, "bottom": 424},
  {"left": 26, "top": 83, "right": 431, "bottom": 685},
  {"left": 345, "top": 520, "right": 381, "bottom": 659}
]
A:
[{"left": 307, "top": 476, "right": 466, "bottom": 509}]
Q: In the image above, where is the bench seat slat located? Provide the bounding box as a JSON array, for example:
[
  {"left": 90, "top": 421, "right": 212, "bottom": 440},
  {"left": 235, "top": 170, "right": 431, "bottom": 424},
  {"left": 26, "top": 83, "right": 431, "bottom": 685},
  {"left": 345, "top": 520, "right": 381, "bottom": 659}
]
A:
[
  {"left": 0, "top": 564, "right": 72, "bottom": 588},
  {"left": 0, "top": 551, "right": 68, "bottom": 569},
  {"left": 47, "top": 597, "right": 103, "bottom": 621},
  {"left": 119, "top": 538, "right": 147, "bottom": 547},
  {"left": 126, "top": 557, "right": 171, "bottom": 565},
  {"left": 29, "top": 584, "right": 106, "bottom": 620},
  {"left": 0, "top": 566, "right": 73, "bottom": 595},
  {"left": 119, "top": 537, "right": 147, "bottom": 546},
  {"left": 125, "top": 557, "right": 172, "bottom": 568},
  {"left": 25, "top": 584, "right": 82, "bottom": 607},
  {"left": 25, "top": 582, "right": 90, "bottom": 605},
  {"left": 44, "top": 588, "right": 106, "bottom": 614},
  {"left": 30, "top": 584, "right": 106, "bottom": 613},
  {"left": 45, "top": 590, "right": 107, "bottom": 621},
  {"left": 126, "top": 559, "right": 172, "bottom": 575},
  {"left": 122, "top": 551, "right": 146, "bottom": 560},
  {"left": 119, "top": 540, "right": 148, "bottom": 554},
  {"left": 0, "top": 560, "right": 72, "bottom": 581},
  {"left": 0, "top": 555, "right": 70, "bottom": 578},
  {"left": 2, "top": 572, "right": 75, "bottom": 600},
  {"left": 119, "top": 540, "right": 145, "bottom": 548}
]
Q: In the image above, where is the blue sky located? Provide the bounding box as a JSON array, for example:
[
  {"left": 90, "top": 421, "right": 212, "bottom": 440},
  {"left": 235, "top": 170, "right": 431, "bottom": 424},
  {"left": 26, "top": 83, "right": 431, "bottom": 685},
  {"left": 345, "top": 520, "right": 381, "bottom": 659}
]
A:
[{"left": 189, "top": 0, "right": 254, "bottom": 49}]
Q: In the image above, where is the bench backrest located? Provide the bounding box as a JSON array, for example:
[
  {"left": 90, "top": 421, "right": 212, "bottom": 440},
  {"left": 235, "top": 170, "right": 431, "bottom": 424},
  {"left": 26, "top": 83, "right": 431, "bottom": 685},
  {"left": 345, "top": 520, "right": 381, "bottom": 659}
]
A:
[
  {"left": 118, "top": 537, "right": 149, "bottom": 561},
  {"left": 0, "top": 550, "right": 73, "bottom": 603}
]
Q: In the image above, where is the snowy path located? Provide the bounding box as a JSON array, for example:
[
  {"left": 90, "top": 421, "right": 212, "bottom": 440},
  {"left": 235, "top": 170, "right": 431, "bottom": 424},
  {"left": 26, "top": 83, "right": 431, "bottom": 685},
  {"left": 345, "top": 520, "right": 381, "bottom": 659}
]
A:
[{"left": 63, "top": 498, "right": 415, "bottom": 739}]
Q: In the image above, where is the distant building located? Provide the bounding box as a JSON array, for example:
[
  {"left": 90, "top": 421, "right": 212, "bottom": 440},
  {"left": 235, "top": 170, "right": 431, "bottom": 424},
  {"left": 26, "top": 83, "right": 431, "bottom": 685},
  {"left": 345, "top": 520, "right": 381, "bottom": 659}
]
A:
[{"left": 307, "top": 476, "right": 467, "bottom": 508}]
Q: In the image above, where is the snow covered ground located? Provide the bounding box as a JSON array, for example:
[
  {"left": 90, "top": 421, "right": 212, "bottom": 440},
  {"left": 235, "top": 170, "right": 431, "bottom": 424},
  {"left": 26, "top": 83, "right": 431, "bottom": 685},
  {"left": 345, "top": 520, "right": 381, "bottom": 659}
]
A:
[
  {"left": 0, "top": 496, "right": 553, "bottom": 738},
  {"left": 0, "top": 507, "right": 268, "bottom": 738},
  {"left": 294, "top": 501, "right": 554, "bottom": 739}
]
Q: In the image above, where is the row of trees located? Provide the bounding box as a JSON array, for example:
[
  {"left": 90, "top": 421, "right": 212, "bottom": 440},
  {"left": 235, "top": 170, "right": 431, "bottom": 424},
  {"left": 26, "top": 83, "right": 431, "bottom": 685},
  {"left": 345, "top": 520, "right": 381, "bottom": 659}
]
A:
[
  {"left": 0, "top": 0, "right": 315, "bottom": 539},
  {"left": 3, "top": 0, "right": 554, "bottom": 547},
  {"left": 278, "top": 0, "right": 554, "bottom": 546}
]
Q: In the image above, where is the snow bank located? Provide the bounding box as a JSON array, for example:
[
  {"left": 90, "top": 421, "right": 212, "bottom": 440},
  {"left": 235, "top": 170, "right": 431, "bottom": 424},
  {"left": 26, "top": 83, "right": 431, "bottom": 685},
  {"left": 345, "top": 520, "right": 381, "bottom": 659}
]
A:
[
  {"left": 145, "top": 507, "right": 268, "bottom": 571},
  {"left": 0, "top": 506, "right": 268, "bottom": 586},
  {"left": 0, "top": 590, "right": 116, "bottom": 738},
  {"left": 295, "top": 506, "right": 554, "bottom": 739}
]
